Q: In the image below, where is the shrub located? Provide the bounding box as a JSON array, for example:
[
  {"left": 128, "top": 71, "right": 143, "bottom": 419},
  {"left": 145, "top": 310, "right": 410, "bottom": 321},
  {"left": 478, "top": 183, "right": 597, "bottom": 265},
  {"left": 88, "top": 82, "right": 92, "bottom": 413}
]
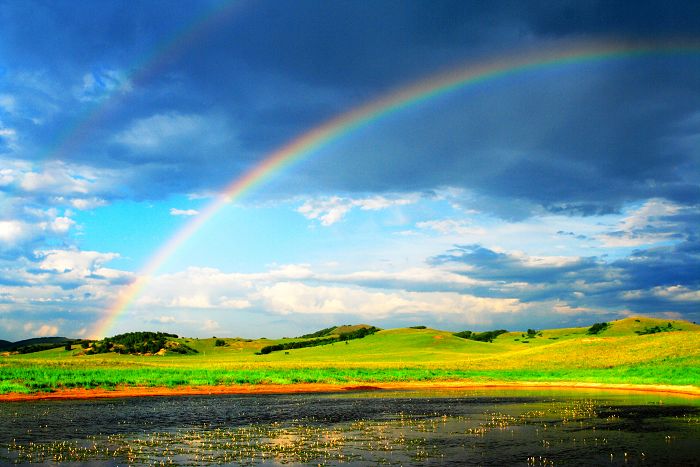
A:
[
  {"left": 454, "top": 330, "right": 472, "bottom": 339},
  {"left": 215, "top": 339, "right": 226, "bottom": 347},
  {"left": 85, "top": 332, "right": 183, "bottom": 355},
  {"left": 453, "top": 329, "right": 507, "bottom": 343},
  {"left": 587, "top": 322, "right": 609, "bottom": 335},
  {"left": 258, "top": 327, "right": 380, "bottom": 355},
  {"left": 298, "top": 326, "right": 337, "bottom": 339}
]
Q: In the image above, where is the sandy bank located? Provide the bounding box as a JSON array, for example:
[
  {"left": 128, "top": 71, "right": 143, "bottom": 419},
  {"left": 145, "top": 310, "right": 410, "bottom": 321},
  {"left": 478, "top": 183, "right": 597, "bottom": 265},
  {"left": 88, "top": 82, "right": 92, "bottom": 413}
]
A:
[{"left": 1, "top": 380, "right": 699, "bottom": 402}]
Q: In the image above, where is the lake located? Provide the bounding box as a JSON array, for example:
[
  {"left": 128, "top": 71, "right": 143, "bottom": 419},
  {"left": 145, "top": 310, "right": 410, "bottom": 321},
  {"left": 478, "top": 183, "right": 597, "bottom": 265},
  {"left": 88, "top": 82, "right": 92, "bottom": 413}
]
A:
[{"left": 1, "top": 388, "right": 698, "bottom": 465}]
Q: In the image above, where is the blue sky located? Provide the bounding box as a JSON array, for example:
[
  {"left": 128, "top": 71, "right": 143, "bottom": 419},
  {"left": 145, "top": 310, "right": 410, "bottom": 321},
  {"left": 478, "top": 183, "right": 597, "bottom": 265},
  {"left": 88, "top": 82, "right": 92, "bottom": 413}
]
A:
[{"left": 1, "top": 0, "right": 699, "bottom": 339}]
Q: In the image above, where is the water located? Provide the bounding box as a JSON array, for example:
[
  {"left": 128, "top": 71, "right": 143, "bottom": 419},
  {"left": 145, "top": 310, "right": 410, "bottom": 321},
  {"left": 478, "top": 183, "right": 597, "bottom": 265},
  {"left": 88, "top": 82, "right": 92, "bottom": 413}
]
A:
[{"left": 0, "top": 388, "right": 698, "bottom": 465}]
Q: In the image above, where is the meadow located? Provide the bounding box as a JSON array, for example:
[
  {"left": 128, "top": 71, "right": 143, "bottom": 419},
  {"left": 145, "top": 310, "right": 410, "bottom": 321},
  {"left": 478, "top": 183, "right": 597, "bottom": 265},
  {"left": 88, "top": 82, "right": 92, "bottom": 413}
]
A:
[{"left": 1, "top": 317, "right": 698, "bottom": 395}]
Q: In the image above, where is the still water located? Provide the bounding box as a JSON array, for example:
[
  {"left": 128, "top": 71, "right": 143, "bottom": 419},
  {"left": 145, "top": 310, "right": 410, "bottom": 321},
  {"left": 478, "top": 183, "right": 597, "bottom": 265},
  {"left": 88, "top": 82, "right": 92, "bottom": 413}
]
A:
[{"left": 0, "top": 389, "right": 698, "bottom": 466}]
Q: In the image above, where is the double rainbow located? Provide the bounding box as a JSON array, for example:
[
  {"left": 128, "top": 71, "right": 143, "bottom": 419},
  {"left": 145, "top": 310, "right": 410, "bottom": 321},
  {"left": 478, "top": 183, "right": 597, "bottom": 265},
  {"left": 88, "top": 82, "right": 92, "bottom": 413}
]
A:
[{"left": 92, "top": 39, "right": 700, "bottom": 338}]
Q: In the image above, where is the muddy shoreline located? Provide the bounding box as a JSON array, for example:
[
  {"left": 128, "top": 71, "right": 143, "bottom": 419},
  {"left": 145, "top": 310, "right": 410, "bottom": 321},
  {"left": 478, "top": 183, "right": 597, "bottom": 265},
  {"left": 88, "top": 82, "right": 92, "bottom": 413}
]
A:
[{"left": 2, "top": 380, "right": 699, "bottom": 402}]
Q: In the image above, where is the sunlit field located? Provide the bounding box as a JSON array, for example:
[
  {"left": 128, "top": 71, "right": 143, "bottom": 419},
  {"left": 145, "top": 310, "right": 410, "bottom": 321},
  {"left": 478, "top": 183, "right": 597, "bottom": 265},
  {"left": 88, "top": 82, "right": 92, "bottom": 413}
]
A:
[{"left": 1, "top": 317, "right": 698, "bottom": 395}]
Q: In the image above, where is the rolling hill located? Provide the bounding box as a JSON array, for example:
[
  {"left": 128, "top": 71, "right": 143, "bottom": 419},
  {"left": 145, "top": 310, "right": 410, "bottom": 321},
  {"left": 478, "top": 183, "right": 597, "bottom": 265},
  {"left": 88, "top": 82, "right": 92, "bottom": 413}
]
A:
[
  {"left": 0, "top": 337, "right": 76, "bottom": 353},
  {"left": 1, "top": 317, "right": 698, "bottom": 394}
]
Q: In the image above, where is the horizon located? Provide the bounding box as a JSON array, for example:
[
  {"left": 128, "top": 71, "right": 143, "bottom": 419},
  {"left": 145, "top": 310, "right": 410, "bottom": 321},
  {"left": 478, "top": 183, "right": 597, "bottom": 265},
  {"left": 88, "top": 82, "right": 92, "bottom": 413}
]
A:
[
  {"left": 1, "top": 1, "right": 700, "bottom": 341},
  {"left": 1, "top": 314, "right": 695, "bottom": 344}
]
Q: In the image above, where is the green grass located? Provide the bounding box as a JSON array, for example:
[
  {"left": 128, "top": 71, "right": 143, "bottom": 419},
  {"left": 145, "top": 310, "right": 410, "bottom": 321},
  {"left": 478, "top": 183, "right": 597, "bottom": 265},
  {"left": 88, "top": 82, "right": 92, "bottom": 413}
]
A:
[{"left": 1, "top": 317, "right": 698, "bottom": 394}]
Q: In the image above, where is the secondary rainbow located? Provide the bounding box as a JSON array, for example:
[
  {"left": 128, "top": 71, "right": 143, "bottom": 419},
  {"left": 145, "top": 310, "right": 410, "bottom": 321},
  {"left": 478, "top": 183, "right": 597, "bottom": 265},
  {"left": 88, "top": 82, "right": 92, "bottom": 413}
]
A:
[
  {"left": 42, "top": 0, "right": 244, "bottom": 164},
  {"left": 92, "top": 39, "right": 700, "bottom": 338}
]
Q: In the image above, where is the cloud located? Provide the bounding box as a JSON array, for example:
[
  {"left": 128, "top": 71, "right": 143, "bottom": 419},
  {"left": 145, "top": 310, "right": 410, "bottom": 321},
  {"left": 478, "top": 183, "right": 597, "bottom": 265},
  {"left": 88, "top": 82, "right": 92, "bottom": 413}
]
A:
[
  {"left": 112, "top": 112, "right": 230, "bottom": 155},
  {"left": 650, "top": 285, "right": 700, "bottom": 303},
  {"left": 35, "top": 324, "right": 59, "bottom": 337},
  {"left": 0, "top": 95, "right": 17, "bottom": 114},
  {"left": 0, "top": 158, "right": 127, "bottom": 258},
  {"left": 38, "top": 249, "right": 120, "bottom": 276},
  {"left": 298, "top": 194, "right": 418, "bottom": 226},
  {"left": 257, "top": 281, "right": 524, "bottom": 318},
  {"left": 68, "top": 197, "right": 107, "bottom": 210},
  {"left": 0, "top": 124, "right": 19, "bottom": 152},
  {"left": 170, "top": 208, "right": 199, "bottom": 216},
  {"left": 1, "top": 1, "right": 699, "bottom": 338},
  {"left": 154, "top": 315, "right": 177, "bottom": 324},
  {"left": 23, "top": 322, "right": 59, "bottom": 337},
  {"left": 0, "top": 246, "right": 132, "bottom": 340},
  {"left": 431, "top": 231, "right": 700, "bottom": 316},
  {"left": 417, "top": 219, "right": 486, "bottom": 236},
  {"left": 596, "top": 199, "right": 682, "bottom": 247},
  {"left": 296, "top": 52, "right": 700, "bottom": 218},
  {"left": 12, "top": 160, "right": 119, "bottom": 197},
  {"left": 1, "top": 1, "right": 698, "bottom": 217},
  {"left": 0, "top": 214, "right": 75, "bottom": 251},
  {"left": 128, "top": 263, "right": 515, "bottom": 322},
  {"left": 74, "top": 68, "right": 131, "bottom": 102},
  {"left": 202, "top": 319, "right": 219, "bottom": 332},
  {"left": 0, "top": 220, "right": 28, "bottom": 245}
]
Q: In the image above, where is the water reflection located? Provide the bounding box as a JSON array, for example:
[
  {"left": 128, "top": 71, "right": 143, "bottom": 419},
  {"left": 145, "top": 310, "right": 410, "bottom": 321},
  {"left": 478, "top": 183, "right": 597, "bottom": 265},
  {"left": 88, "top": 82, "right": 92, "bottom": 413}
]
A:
[{"left": 1, "top": 389, "right": 698, "bottom": 465}]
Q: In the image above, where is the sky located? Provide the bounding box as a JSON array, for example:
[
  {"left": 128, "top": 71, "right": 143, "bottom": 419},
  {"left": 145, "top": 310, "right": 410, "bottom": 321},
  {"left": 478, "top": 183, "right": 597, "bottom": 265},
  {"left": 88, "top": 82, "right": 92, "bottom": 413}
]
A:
[{"left": 1, "top": 0, "right": 699, "bottom": 340}]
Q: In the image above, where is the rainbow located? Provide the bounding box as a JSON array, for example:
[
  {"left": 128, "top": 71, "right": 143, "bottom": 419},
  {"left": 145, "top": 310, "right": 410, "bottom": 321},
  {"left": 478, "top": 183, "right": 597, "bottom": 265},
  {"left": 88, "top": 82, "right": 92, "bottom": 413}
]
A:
[
  {"left": 92, "top": 39, "right": 700, "bottom": 338},
  {"left": 43, "top": 0, "right": 244, "bottom": 163}
]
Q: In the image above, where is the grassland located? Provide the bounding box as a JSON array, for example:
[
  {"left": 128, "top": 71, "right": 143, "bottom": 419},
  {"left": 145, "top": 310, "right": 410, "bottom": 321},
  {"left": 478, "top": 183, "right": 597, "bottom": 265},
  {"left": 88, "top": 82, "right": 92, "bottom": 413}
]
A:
[{"left": 1, "top": 317, "right": 699, "bottom": 396}]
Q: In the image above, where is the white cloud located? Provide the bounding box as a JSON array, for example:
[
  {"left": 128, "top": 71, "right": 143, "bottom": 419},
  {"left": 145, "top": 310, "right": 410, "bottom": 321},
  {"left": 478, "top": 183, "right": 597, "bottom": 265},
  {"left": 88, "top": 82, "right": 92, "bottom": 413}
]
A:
[
  {"left": 36, "top": 324, "right": 59, "bottom": 337},
  {"left": 113, "top": 112, "right": 228, "bottom": 153},
  {"left": 49, "top": 216, "right": 74, "bottom": 234},
  {"left": 135, "top": 267, "right": 255, "bottom": 310},
  {"left": 69, "top": 197, "right": 107, "bottom": 210},
  {"left": 38, "top": 249, "right": 120, "bottom": 276},
  {"left": 322, "top": 267, "right": 487, "bottom": 288},
  {"left": 0, "top": 249, "right": 132, "bottom": 338},
  {"left": 202, "top": 319, "right": 219, "bottom": 332},
  {"left": 0, "top": 220, "right": 29, "bottom": 245},
  {"left": 597, "top": 199, "right": 680, "bottom": 247},
  {"left": 0, "top": 168, "right": 15, "bottom": 186},
  {"left": 551, "top": 302, "right": 602, "bottom": 315},
  {"left": 257, "top": 281, "right": 523, "bottom": 319},
  {"left": 23, "top": 322, "right": 60, "bottom": 337},
  {"left": 417, "top": 219, "right": 486, "bottom": 236},
  {"left": 128, "top": 263, "right": 520, "bottom": 326},
  {"left": 156, "top": 316, "right": 177, "bottom": 324},
  {"left": 510, "top": 251, "right": 582, "bottom": 268},
  {"left": 298, "top": 194, "right": 419, "bottom": 226},
  {"left": 17, "top": 160, "right": 118, "bottom": 197},
  {"left": 0, "top": 125, "right": 19, "bottom": 151},
  {"left": 170, "top": 208, "right": 199, "bottom": 216},
  {"left": 651, "top": 285, "right": 700, "bottom": 302},
  {"left": 220, "top": 298, "right": 252, "bottom": 309},
  {"left": 0, "top": 206, "right": 81, "bottom": 251}
]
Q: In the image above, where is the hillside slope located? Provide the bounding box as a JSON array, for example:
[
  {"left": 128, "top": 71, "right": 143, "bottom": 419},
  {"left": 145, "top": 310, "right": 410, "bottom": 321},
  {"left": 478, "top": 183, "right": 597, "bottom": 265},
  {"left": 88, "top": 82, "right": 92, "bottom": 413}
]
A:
[{"left": 1, "top": 317, "right": 698, "bottom": 393}]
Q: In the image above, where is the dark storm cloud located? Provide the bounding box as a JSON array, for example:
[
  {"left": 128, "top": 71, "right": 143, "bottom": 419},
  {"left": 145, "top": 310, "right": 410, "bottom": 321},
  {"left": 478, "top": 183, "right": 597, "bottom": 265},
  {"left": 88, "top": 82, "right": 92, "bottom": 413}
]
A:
[
  {"left": 300, "top": 54, "right": 700, "bottom": 216},
  {"left": 1, "top": 1, "right": 699, "bottom": 209}
]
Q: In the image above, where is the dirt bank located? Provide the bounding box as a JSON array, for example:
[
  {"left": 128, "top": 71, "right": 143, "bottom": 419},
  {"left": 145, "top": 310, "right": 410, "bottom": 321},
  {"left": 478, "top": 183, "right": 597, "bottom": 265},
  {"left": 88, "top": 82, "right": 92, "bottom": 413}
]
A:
[{"left": 1, "top": 380, "right": 699, "bottom": 402}]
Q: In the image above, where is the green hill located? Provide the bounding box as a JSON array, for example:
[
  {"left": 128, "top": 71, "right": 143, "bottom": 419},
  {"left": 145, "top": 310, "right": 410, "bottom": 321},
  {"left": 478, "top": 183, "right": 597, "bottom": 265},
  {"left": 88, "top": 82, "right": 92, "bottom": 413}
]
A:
[
  {"left": 0, "top": 337, "right": 78, "bottom": 354},
  {"left": 86, "top": 331, "right": 198, "bottom": 356},
  {"left": 1, "top": 317, "right": 698, "bottom": 394}
]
